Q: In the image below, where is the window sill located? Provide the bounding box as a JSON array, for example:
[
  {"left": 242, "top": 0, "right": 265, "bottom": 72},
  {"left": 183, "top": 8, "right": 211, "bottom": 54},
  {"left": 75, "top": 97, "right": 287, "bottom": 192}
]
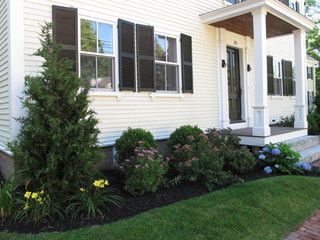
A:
[
  {"left": 269, "top": 95, "right": 284, "bottom": 100},
  {"left": 150, "top": 92, "right": 184, "bottom": 100},
  {"left": 88, "top": 90, "right": 123, "bottom": 100}
]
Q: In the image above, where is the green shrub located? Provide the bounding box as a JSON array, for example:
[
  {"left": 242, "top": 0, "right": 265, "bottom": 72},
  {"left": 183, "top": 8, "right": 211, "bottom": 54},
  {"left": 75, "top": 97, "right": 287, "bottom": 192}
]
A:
[
  {"left": 308, "top": 109, "right": 320, "bottom": 134},
  {"left": 115, "top": 128, "right": 157, "bottom": 164},
  {"left": 66, "top": 179, "right": 122, "bottom": 220},
  {"left": 0, "top": 180, "right": 16, "bottom": 221},
  {"left": 258, "top": 143, "right": 301, "bottom": 174},
  {"left": 207, "top": 128, "right": 241, "bottom": 147},
  {"left": 206, "top": 128, "right": 256, "bottom": 175},
  {"left": 167, "top": 125, "right": 204, "bottom": 152},
  {"left": 277, "top": 115, "right": 295, "bottom": 127},
  {"left": 122, "top": 145, "right": 167, "bottom": 196},
  {"left": 14, "top": 189, "right": 64, "bottom": 224},
  {"left": 8, "top": 23, "right": 100, "bottom": 195},
  {"left": 224, "top": 147, "right": 256, "bottom": 174},
  {"left": 169, "top": 131, "right": 231, "bottom": 190}
]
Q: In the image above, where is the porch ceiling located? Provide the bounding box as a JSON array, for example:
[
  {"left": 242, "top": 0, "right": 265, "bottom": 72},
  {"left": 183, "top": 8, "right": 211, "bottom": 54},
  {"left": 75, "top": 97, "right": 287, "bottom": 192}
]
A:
[{"left": 200, "top": 0, "right": 315, "bottom": 38}]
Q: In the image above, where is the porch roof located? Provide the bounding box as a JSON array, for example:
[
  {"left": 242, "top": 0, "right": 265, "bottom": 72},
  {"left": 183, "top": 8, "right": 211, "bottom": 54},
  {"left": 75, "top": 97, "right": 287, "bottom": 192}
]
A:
[{"left": 200, "top": 0, "right": 316, "bottom": 38}]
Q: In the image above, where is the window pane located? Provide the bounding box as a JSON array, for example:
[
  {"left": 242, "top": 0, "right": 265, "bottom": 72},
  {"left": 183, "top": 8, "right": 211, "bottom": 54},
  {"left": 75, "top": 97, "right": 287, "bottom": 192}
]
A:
[
  {"left": 156, "top": 64, "right": 165, "bottom": 90},
  {"left": 81, "top": 20, "right": 97, "bottom": 52},
  {"left": 81, "top": 55, "right": 96, "bottom": 88},
  {"left": 97, "top": 57, "right": 113, "bottom": 89},
  {"left": 166, "top": 65, "right": 178, "bottom": 91},
  {"left": 274, "top": 78, "right": 282, "bottom": 95},
  {"left": 167, "top": 37, "right": 177, "bottom": 63},
  {"left": 98, "top": 23, "right": 113, "bottom": 54},
  {"left": 155, "top": 35, "right": 166, "bottom": 61}
]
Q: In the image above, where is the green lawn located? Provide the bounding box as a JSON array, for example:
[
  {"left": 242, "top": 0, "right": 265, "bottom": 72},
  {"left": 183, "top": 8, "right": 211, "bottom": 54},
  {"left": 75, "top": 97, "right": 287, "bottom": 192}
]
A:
[{"left": 1, "top": 176, "right": 320, "bottom": 240}]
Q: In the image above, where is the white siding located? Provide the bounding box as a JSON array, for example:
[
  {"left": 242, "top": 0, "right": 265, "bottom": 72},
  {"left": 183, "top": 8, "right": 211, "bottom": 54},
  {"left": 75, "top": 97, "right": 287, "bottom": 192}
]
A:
[
  {"left": 267, "top": 35, "right": 296, "bottom": 123},
  {"left": 0, "top": 0, "right": 10, "bottom": 146},
  {"left": 24, "top": 0, "right": 223, "bottom": 146}
]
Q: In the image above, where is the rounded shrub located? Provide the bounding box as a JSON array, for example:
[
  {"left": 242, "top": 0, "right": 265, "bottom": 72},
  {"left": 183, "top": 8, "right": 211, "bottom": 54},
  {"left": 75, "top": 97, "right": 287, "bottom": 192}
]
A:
[
  {"left": 224, "top": 146, "right": 256, "bottom": 174},
  {"left": 167, "top": 125, "right": 204, "bottom": 152},
  {"left": 115, "top": 128, "right": 157, "bottom": 164}
]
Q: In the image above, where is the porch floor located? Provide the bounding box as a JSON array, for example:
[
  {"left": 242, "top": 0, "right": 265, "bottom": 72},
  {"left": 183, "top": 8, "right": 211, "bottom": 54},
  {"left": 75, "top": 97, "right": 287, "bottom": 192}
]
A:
[{"left": 232, "top": 127, "right": 308, "bottom": 146}]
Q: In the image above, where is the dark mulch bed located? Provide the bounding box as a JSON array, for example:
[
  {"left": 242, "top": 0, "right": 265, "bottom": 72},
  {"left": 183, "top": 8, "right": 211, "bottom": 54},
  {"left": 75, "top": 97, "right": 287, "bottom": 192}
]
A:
[{"left": 0, "top": 168, "right": 319, "bottom": 234}]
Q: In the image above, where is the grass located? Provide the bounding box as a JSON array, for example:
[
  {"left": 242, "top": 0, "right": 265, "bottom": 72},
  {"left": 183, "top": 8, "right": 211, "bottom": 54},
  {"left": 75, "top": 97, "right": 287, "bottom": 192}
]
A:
[{"left": 1, "top": 176, "right": 320, "bottom": 240}]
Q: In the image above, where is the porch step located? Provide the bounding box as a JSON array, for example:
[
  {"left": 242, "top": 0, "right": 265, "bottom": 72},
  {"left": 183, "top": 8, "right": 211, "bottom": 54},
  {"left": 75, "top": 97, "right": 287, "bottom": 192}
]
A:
[
  {"left": 285, "top": 135, "right": 320, "bottom": 152},
  {"left": 299, "top": 145, "right": 320, "bottom": 163}
]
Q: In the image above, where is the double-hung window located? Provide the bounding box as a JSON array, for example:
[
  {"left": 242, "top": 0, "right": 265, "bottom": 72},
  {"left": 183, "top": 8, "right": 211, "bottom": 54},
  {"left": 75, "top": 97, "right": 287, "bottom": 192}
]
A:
[
  {"left": 80, "top": 19, "right": 115, "bottom": 90},
  {"left": 273, "top": 58, "right": 283, "bottom": 95},
  {"left": 307, "top": 67, "right": 314, "bottom": 80},
  {"left": 155, "top": 35, "right": 179, "bottom": 92}
]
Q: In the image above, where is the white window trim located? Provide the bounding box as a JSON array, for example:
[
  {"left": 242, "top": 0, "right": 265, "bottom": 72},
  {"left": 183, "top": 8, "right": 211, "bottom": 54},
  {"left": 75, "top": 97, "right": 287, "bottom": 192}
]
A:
[
  {"left": 78, "top": 16, "right": 119, "bottom": 94},
  {"left": 154, "top": 32, "right": 182, "bottom": 94}
]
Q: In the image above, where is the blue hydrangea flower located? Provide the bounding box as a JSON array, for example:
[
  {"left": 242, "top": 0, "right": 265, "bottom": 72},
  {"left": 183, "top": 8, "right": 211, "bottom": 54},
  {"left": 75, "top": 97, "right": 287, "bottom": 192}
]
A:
[
  {"left": 258, "top": 154, "right": 266, "bottom": 160},
  {"left": 264, "top": 166, "right": 273, "bottom": 174},
  {"left": 302, "top": 162, "right": 312, "bottom": 171},
  {"left": 271, "top": 148, "right": 281, "bottom": 155},
  {"left": 262, "top": 147, "right": 270, "bottom": 153}
]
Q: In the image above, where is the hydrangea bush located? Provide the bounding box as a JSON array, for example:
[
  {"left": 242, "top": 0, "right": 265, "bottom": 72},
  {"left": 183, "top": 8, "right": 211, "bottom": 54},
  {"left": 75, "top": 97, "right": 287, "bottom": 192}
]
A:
[{"left": 258, "top": 143, "right": 311, "bottom": 174}]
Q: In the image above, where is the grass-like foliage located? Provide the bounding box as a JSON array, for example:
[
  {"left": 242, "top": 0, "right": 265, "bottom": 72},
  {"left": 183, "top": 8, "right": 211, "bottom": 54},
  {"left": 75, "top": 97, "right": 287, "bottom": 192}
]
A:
[
  {"left": 8, "top": 23, "right": 100, "bottom": 195},
  {"left": 0, "top": 180, "right": 16, "bottom": 221},
  {"left": 66, "top": 179, "right": 122, "bottom": 221}
]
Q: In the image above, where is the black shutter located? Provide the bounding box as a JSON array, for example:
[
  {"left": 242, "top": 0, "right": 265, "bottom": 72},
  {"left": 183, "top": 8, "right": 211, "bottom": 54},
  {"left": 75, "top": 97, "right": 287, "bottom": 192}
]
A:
[
  {"left": 181, "top": 34, "right": 193, "bottom": 93},
  {"left": 282, "top": 60, "right": 293, "bottom": 96},
  {"left": 267, "top": 56, "right": 274, "bottom": 95},
  {"left": 280, "top": 0, "right": 289, "bottom": 6},
  {"left": 295, "top": 2, "right": 300, "bottom": 12},
  {"left": 118, "top": 19, "right": 136, "bottom": 91},
  {"left": 52, "top": 6, "right": 78, "bottom": 72},
  {"left": 136, "top": 24, "right": 155, "bottom": 91}
]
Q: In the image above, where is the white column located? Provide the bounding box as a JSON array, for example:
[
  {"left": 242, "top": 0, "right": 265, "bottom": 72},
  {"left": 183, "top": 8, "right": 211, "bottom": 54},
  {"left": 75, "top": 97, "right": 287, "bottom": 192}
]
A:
[
  {"left": 252, "top": 8, "right": 270, "bottom": 136},
  {"left": 245, "top": 36, "right": 253, "bottom": 127},
  {"left": 8, "top": 0, "right": 25, "bottom": 139},
  {"left": 217, "top": 28, "right": 230, "bottom": 129},
  {"left": 293, "top": 29, "right": 308, "bottom": 129}
]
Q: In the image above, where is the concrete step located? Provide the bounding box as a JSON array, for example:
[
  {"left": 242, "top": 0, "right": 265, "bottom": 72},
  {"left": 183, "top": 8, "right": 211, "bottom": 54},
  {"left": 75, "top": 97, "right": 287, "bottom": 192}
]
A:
[
  {"left": 300, "top": 145, "right": 320, "bottom": 163},
  {"left": 285, "top": 135, "right": 320, "bottom": 152}
]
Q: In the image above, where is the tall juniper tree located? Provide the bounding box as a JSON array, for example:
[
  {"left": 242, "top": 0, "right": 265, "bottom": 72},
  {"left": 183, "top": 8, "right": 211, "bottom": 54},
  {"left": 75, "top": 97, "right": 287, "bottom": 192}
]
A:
[{"left": 9, "top": 23, "right": 100, "bottom": 194}]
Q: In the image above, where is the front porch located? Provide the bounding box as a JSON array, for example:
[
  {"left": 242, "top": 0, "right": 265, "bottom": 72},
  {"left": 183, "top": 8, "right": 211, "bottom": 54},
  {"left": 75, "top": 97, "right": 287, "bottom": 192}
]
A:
[
  {"left": 200, "top": 0, "right": 315, "bottom": 140},
  {"left": 232, "top": 126, "right": 307, "bottom": 146}
]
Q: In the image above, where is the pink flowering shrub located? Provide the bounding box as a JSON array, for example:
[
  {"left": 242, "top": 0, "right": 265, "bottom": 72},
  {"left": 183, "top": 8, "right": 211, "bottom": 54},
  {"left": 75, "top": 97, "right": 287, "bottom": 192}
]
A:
[{"left": 122, "top": 143, "right": 168, "bottom": 196}]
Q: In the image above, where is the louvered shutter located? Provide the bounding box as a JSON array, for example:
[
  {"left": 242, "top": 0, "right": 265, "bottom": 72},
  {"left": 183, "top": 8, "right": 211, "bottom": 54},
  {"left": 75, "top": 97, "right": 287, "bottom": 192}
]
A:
[
  {"left": 52, "top": 6, "right": 78, "bottom": 72},
  {"left": 282, "top": 60, "right": 293, "bottom": 96},
  {"left": 136, "top": 24, "right": 155, "bottom": 91},
  {"left": 280, "top": 0, "right": 289, "bottom": 6},
  {"left": 118, "top": 19, "right": 136, "bottom": 91},
  {"left": 295, "top": 2, "right": 300, "bottom": 12},
  {"left": 181, "top": 34, "right": 193, "bottom": 93},
  {"left": 267, "top": 56, "right": 274, "bottom": 95}
]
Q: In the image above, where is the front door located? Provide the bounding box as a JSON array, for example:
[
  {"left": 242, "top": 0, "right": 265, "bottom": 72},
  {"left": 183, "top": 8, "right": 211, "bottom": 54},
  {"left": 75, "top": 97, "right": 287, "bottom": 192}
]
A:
[{"left": 227, "top": 47, "right": 242, "bottom": 122}]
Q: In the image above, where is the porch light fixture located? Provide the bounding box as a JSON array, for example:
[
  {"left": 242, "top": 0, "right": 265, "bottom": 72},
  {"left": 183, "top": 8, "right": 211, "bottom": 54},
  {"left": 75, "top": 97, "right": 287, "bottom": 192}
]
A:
[
  {"left": 247, "top": 64, "right": 252, "bottom": 72},
  {"left": 222, "top": 60, "right": 227, "bottom": 68}
]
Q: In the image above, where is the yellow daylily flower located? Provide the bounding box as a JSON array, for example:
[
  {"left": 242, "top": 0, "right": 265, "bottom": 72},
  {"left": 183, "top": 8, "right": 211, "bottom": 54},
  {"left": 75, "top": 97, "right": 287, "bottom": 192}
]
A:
[
  {"left": 24, "top": 191, "right": 32, "bottom": 199},
  {"left": 40, "top": 190, "right": 44, "bottom": 194},
  {"left": 104, "top": 180, "right": 109, "bottom": 186},
  {"left": 80, "top": 188, "right": 86, "bottom": 192},
  {"left": 31, "top": 192, "right": 38, "bottom": 199}
]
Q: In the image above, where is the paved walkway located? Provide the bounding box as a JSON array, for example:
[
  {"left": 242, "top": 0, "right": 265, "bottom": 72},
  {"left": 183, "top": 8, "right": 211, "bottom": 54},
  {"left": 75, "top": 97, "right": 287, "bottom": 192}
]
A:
[{"left": 284, "top": 210, "right": 320, "bottom": 240}]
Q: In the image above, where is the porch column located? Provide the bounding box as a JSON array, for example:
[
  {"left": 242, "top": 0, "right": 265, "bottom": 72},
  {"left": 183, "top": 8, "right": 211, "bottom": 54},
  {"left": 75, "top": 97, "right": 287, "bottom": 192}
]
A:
[
  {"left": 293, "top": 29, "right": 308, "bottom": 129},
  {"left": 217, "top": 28, "right": 230, "bottom": 128},
  {"left": 252, "top": 8, "right": 270, "bottom": 136}
]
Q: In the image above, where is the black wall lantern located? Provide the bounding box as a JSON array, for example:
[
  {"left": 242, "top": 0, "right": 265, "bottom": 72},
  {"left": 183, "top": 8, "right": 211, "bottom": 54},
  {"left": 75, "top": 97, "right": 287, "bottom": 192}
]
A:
[
  {"left": 247, "top": 64, "right": 252, "bottom": 72},
  {"left": 222, "top": 59, "right": 227, "bottom": 68}
]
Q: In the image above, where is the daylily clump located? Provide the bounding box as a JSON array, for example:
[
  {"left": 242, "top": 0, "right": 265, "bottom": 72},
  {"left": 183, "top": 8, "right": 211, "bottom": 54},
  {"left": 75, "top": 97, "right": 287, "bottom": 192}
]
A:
[{"left": 23, "top": 190, "right": 46, "bottom": 209}]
